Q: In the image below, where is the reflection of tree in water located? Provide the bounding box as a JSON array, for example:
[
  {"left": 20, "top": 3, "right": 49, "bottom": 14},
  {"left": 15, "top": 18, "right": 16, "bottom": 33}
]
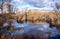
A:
[{"left": 46, "top": 15, "right": 52, "bottom": 27}]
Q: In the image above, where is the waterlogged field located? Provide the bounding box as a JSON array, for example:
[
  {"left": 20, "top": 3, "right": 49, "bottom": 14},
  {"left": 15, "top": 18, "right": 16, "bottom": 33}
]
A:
[
  {"left": 0, "top": 12, "right": 60, "bottom": 39},
  {"left": 0, "top": 20, "right": 60, "bottom": 39}
]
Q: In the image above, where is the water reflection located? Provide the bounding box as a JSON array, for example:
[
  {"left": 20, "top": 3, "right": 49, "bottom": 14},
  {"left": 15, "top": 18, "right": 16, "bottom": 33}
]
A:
[
  {"left": 12, "top": 20, "right": 30, "bottom": 28},
  {"left": 3, "top": 20, "right": 60, "bottom": 39},
  {"left": 3, "top": 22, "right": 9, "bottom": 27}
]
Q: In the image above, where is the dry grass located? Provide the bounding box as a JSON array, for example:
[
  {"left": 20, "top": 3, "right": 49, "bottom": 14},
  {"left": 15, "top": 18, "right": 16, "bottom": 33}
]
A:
[
  {"left": 0, "top": 11, "right": 60, "bottom": 39},
  {"left": 0, "top": 33, "right": 43, "bottom": 39},
  {"left": 0, "top": 11, "right": 60, "bottom": 28}
]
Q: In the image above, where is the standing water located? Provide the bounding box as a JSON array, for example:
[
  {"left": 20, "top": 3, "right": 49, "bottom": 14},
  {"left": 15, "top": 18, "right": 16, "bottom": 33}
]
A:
[{"left": 2, "top": 20, "right": 60, "bottom": 39}]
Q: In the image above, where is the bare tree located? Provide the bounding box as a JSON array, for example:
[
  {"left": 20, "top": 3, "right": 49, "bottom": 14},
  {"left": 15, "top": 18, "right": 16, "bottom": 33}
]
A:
[
  {"left": 0, "top": 0, "right": 12, "bottom": 14},
  {"left": 0, "top": 2, "right": 2, "bottom": 14},
  {"left": 54, "top": 2, "right": 59, "bottom": 13}
]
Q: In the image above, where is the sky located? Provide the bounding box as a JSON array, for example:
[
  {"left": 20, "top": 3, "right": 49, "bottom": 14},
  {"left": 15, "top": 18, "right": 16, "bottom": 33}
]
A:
[
  {"left": 11, "top": 0, "right": 60, "bottom": 11},
  {"left": 0, "top": 0, "right": 60, "bottom": 11}
]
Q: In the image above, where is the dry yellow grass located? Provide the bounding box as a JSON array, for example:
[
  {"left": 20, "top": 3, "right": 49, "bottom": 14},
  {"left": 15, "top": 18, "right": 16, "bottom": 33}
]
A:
[{"left": 0, "top": 11, "right": 60, "bottom": 27}]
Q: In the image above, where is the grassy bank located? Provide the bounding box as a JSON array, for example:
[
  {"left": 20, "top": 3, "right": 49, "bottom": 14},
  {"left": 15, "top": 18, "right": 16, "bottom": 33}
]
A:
[{"left": 0, "top": 11, "right": 60, "bottom": 28}]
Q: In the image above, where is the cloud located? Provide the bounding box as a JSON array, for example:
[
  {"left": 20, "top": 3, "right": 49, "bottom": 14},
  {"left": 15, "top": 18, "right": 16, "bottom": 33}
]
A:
[
  {"left": 24, "top": 0, "right": 54, "bottom": 8},
  {"left": 12, "top": 0, "right": 56, "bottom": 8},
  {"left": 14, "top": 0, "right": 23, "bottom": 2},
  {"left": 12, "top": 0, "right": 60, "bottom": 10},
  {"left": 13, "top": 0, "right": 24, "bottom": 3}
]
